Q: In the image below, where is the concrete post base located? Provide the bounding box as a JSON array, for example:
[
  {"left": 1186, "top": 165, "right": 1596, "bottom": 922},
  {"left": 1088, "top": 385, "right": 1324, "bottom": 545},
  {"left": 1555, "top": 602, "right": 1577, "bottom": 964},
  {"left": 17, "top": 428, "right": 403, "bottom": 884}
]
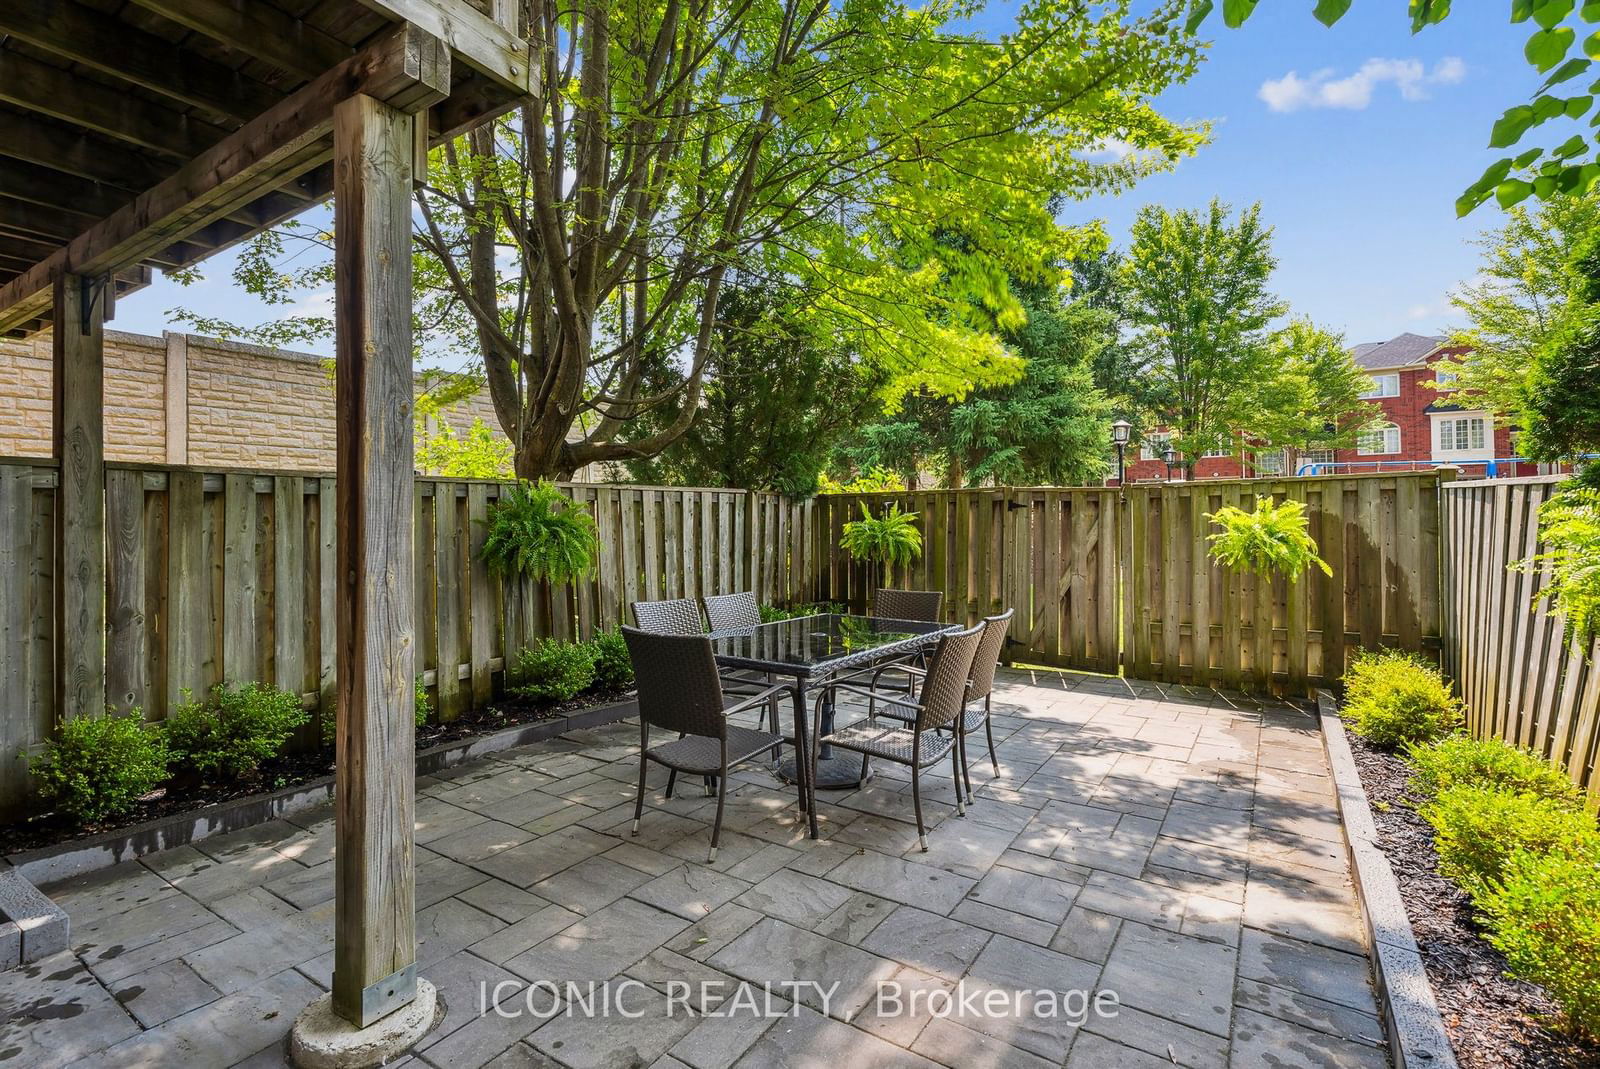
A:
[{"left": 288, "top": 979, "right": 439, "bottom": 1068}]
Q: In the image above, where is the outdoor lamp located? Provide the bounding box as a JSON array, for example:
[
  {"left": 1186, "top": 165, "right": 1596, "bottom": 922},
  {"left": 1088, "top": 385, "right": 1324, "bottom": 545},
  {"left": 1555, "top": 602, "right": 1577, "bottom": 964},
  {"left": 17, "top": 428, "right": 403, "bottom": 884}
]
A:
[
  {"left": 1110, "top": 420, "right": 1133, "bottom": 486},
  {"left": 1162, "top": 445, "right": 1179, "bottom": 480}
]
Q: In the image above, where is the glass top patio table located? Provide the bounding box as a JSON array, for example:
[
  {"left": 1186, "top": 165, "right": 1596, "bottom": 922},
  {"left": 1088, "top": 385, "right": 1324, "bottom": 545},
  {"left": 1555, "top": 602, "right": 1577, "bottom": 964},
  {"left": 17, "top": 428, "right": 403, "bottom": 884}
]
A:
[{"left": 707, "top": 613, "right": 959, "bottom": 679}]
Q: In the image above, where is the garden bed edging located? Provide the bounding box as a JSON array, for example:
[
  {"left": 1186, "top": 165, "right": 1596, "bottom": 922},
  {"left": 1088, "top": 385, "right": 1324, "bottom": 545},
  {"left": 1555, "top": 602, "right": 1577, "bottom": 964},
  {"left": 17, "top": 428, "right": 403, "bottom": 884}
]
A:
[
  {"left": 1317, "top": 687, "right": 1459, "bottom": 1069},
  {"left": 4, "top": 697, "right": 637, "bottom": 887}
]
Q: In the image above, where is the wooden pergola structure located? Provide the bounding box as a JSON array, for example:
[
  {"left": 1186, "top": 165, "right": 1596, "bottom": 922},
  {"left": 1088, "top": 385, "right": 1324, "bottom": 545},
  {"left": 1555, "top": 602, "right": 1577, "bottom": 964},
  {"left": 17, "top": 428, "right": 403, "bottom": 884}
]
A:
[{"left": 0, "top": 0, "right": 530, "bottom": 1038}]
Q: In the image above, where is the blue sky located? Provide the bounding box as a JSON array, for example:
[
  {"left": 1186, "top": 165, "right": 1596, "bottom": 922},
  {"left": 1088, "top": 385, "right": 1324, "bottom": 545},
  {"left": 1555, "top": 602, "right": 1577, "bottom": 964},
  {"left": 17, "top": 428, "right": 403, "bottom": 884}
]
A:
[{"left": 112, "top": 3, "right": 1528, "bottom": 351}]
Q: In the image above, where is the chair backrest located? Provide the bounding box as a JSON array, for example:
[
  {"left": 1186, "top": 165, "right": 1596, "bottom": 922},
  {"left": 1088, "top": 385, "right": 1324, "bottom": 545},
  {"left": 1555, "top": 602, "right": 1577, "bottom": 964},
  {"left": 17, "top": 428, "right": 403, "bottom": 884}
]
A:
[
  {"left": 704, "top": 591, "right": 761, "bottom": 632},
  {"left": 621, "top": 628, "right": 727, "bottom": 739},
  {"left": 967, "top": 609, "right": 1014, "bottom": 701},
  {"left": 874, "top": 588, "right": 944, "bottom": 623},
  {"left": 631, "top": 597, "right": 705, "bottom": 634},
  {"left": 915, "top": 623, "right": 985, "bottom": 733}
]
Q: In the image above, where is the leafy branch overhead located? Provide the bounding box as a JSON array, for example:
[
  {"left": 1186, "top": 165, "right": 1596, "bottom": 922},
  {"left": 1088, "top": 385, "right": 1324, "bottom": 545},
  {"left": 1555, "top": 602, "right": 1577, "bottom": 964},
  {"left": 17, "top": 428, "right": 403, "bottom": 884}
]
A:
[{"left": 1187, "top": 0, "right": 1600, "bottom": 214}]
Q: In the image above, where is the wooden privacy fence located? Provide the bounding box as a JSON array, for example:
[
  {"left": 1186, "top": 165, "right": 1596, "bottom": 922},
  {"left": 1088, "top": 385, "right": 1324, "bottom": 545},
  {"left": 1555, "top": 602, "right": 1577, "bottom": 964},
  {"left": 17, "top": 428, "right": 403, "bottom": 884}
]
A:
[
  {"left": 0, "top": 459, "right": 817, "bottom": 813},
  {"left": 813, "top": 471, "right": 1446, "bottom": 692},
  {"left": 1441, "top": 476, "right": 1600, "bottom": 800}
]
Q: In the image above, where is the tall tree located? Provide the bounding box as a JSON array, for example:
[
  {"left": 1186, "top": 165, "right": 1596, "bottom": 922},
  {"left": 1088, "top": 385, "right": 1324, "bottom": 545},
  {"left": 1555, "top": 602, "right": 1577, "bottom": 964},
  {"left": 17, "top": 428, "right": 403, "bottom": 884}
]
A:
[
  {"left": 834, "top": 283, "right": 1117, "bottom": 487},
  {"left": 173, "top": 1, "right": 1204, "bottom": 480},
  {"left": 1439, "top": 191, "right": 1600, "bottom": 417},
  {"left": 621, "top": 281, "right": 884, "bottom": 493},
  {"left": 1522, "top": 227, "right": 1600, "bottom": 480},
  {"left": 1120, "top": 201, "right": 1371, "bottom": 469}
]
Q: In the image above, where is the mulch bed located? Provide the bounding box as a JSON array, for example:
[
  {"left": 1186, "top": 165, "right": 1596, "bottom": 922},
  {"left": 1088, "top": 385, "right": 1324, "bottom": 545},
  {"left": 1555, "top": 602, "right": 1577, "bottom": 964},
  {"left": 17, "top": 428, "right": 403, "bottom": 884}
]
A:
[
  {"left": 1348, "top": 734, "right": 1600, "bottom": 1069},
  {"left": 0, "top": 688, "right": 631, "bottom": 857}
]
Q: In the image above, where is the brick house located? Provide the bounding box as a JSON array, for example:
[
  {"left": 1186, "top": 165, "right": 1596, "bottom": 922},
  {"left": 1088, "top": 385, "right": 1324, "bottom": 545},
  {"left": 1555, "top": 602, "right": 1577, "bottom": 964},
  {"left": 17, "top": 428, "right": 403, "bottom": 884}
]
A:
[{"left": 1122, "top": 332, "right": 1541, "bottom": 482}]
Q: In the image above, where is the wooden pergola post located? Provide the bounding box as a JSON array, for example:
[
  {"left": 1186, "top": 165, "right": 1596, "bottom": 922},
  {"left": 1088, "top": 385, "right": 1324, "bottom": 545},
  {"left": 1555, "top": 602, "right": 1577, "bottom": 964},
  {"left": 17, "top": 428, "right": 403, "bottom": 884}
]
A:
[
  {"left": 330, "top": 91, "right": 423, "bottom": 1028},
  {"left": 52, "top": 272, "right": 107, "bottom": 722}
]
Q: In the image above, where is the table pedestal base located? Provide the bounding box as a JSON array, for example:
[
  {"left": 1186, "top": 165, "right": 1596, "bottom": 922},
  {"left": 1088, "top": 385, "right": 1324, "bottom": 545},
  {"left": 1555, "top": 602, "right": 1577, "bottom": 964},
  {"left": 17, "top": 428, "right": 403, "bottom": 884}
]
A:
[{"left": 777, "top": 754, "right": 869, "bottom": 791}]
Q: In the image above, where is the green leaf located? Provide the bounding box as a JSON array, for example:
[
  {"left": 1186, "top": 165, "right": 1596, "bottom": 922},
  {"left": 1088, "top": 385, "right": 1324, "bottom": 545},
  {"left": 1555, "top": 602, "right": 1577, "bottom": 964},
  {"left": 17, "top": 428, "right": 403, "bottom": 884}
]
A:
[
  {"left": 1456, "top": 186, "right": 1494, "bottom": 217},
  {"left": 1582, "top": 0, "right": 1600, "bottom": 17},
  {"left": 1185, "top": 0, "right": 1214, "bottom": 33},
  {"left": 1411, "top": 0, "right": 1453, "bottom": 31},
  {"left": 1496, "top": 178, "right": 1536, "bottom": 207},
  {"left": 1490, "top": 104, "right": 1538, "bottom": 147},
  {"left": 1513, "top": 0, "right": 1537, "bottom": 21},
  {"left": 1515, "top": 146, "right": 1546, "bottom": 166},
  {"left": 1313, "top": 0, "right": 1353, "bottom": 26},
  {"left": 1222, "top": 0, "right": 1258, "bottom": 28},
  {"left": 1527, "top": 27, "right": 1577, "bottom": 72},
  {"left": 1586, "top": 30, "right": 1600, "bottom": 56},
  {"left": 1541, "top": 56, "right": 1591, "bottom": 89},
  {"left": 1534, "top": 94, "right": 1569, "bottom": 120},
  {"left": 1568, "top": 94, "right": 1594, "bottom": 116},
  {"left": 1533, "top": 0, "right": 1576, "bottom": 31}
]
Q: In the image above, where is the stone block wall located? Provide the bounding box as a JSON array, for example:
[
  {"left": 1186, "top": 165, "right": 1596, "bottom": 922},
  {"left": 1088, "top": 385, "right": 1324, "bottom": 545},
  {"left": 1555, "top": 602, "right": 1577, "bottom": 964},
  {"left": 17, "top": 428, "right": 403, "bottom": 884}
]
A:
[{"left": 0, "top": 329, "right": 526, "bottom": 473}]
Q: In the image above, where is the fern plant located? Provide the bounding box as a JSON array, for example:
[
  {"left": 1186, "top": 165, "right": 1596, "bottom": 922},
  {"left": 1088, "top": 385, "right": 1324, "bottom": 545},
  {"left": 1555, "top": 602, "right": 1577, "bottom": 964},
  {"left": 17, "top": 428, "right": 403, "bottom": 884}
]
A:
[
  {"left": 1206, "top": 497, "right": 1331, "bottom": 581},
  {"left": 1520, "top": 486, "right": 1600, "bottom": 653},
  {"left": 839, "top": 502, "right": 923, "bottom": 589},
  {"left": 478, "top": 480, "right": 599, "bottom": 585}
]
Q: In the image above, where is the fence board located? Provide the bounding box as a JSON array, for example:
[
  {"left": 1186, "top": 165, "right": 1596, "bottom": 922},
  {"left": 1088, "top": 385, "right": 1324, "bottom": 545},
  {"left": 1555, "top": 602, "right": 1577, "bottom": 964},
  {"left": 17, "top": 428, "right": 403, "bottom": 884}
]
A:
[{"left": 1440, "top": 477, "right": 1600, "bottom": 804}]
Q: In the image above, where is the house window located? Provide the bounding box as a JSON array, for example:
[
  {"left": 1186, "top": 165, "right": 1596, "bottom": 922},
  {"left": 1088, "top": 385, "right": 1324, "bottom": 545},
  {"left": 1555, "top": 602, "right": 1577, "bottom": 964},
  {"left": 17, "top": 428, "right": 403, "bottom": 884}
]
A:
[
  {"left": 1139, "top": 432, "right": 1172, "bottom": 462},
  {"left": 1357, "top": 422, "right": 1401, "bottom": 455},
  {"left": 1433, "top": 367, "right": 1457, "bottom": 389},
  {"left": 1437, "top": 416, "right": 1487, "bottom": 453},
  {"left": 1301, "top": 449, "right": 1336, "bottom": 466},
  {"left": 1203, "top": 438, "right": 1233, "bottom": 459},
  {"left": 1252, "top": 449, "right": 1286, "bottom": 475},
  {"left": 1360, "top": 373, "right": 1400, "bottom": 399}
]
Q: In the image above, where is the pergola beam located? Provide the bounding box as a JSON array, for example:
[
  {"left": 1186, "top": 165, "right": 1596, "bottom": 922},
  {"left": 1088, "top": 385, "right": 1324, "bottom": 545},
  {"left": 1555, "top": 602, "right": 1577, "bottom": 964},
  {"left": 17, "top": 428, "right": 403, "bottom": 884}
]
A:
[
  {"left": 126, "top": 0, "right": 354, "bottom": 83},
  {"left": 0, "top": 50, "right": 233, "bottom": 160},
  {"left": 0, "top": 0, "right": 283, "bottom": 122},
  {"left": 0, "top": 23, "right": 451, "bottom": 333}
]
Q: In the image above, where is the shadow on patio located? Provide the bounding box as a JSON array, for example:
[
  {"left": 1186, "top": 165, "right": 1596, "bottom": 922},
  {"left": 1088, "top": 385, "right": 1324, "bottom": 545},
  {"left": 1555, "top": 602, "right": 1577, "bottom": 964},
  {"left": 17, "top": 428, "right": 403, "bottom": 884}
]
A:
[{"left": 6, "top": 669, "right": 1385, "bottom": 1069}]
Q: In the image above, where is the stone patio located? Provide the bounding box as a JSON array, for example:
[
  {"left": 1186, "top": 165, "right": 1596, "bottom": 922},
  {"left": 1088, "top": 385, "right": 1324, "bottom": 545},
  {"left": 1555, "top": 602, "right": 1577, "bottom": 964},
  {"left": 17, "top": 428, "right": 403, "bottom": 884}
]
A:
[{"left": 1, "top": 670, "right": 1387, "bottom": 1068}]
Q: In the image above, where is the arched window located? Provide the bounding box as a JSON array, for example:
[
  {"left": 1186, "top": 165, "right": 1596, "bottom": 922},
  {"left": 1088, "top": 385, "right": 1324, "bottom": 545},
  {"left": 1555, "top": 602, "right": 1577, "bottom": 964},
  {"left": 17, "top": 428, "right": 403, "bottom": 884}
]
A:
[{"left": 1357, "top": 422, "right": 1401, "bottom": 455}]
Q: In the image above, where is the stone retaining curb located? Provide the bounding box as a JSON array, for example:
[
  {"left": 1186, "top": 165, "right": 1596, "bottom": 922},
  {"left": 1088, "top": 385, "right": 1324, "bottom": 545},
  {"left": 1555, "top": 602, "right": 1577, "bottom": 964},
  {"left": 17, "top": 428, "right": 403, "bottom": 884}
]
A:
[
  {"left": 1317, "top": 688, "right": 1459, "bottom": 1069},
  {"left": 0, "top": 863, "right": 70, "bottom": 970},
  {"left": 4, "top": 697, "right": 637, "bottom": 887}
]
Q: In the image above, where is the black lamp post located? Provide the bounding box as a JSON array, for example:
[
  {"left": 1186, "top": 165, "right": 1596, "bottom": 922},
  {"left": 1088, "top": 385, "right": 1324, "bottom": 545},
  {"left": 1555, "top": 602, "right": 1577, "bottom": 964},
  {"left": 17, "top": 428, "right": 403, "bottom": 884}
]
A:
[
  {"left": 1111, "top": 420, "right": 1132, "bottom": 486},
  {"left": 1162, "top": 445, "right": 1180, "bottom": 481}
]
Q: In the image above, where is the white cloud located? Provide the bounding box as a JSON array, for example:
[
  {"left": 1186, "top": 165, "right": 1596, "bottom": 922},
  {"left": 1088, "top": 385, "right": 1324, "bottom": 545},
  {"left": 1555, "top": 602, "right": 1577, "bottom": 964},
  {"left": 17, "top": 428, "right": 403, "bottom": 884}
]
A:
[
  {"left": 1080, "top": 137, "right": 1135, "bottom": 162},
  {"left": 1259, "top": 57, "right": 1465, "bottom": 113}
]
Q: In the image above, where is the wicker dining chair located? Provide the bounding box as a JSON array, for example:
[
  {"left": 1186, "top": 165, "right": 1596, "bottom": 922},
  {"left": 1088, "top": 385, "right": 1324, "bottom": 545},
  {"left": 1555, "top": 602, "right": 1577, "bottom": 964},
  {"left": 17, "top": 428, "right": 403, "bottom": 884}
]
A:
[
  {"left": 703, "top": 590, "right": 762, "bottom": 632},
  {"left": 631, "top": 597, "right": 705, "bottom": 635},
  {"left": 702, "top": 590, "right": 783, "bottom": 759},
  {"left": 622, "top": 628, "right": 790, "bottom": 862},
  {"left": 816, "top": 622, "right": 985, "bottom": 851},
  {"left": 873, "top": 588, "right": 944, "bottom": 622},
  {"left": 860, "top": 610, "right": 1012, "bottom": 803}
]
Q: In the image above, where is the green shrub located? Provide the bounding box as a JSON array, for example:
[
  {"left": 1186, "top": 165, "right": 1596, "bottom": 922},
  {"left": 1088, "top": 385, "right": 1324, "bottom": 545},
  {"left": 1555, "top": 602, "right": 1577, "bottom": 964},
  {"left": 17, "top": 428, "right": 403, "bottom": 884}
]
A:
[
  {"left": 1422, "top": 785, "right": 1600, "bottom": 900},
  {"left": 510, "top": 639, "right": 596, "bottom": 701},
  {"left": 167, "top": 682, "right": 309, "bottom": 779},
  {"left": 1341, "top": 649, "right": 1462, "bottom": 749},
  {"left": 587, "top": 630, "right": 634, "bottom": 691},
  {"left": 1407, "top": 735, "right": 1581, "bottom": 807},
  {"left": 31, "top": 712, "right": 170, "bottom": 824},
  {"left": 415, "top": 676, "right": 433, "bottom": 728},
  {"left": 478, "top": 480, "right": 599, "bottom": 585},
  {"left": 1482, "top": 847, "right": 1600, "bottom": 1039},
  {"left": 1206, "top": 497, "right": 1331, "bottom": 581}
]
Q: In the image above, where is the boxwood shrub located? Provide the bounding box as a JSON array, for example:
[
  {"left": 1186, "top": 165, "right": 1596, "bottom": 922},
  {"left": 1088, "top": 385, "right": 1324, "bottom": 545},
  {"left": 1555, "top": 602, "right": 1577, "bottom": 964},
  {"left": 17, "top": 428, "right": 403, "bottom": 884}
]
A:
[
  {"left": 1421, "top": 785, "right": 1600, "bottom": 900},
  {"left": 1482, "top": 847, "right": 1600, "bottom": 1039},
  {"left": 167, "top": 682, "right": 309, "bottom": 780},
  {"left": 587, "top": 629, "right": 633, "bottom": 691},
  {"left": 31, "top": 711, "right": 170, "bottom": 824},
  {"left": 1341, "top": 650, "right": 1462, "bottom": 749},
  {"left": 1407, "top": 735, "right": 1581, "bottom": 807},
  {"left": 510, "top": 639, "right": 596, "bottom": 701}
]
